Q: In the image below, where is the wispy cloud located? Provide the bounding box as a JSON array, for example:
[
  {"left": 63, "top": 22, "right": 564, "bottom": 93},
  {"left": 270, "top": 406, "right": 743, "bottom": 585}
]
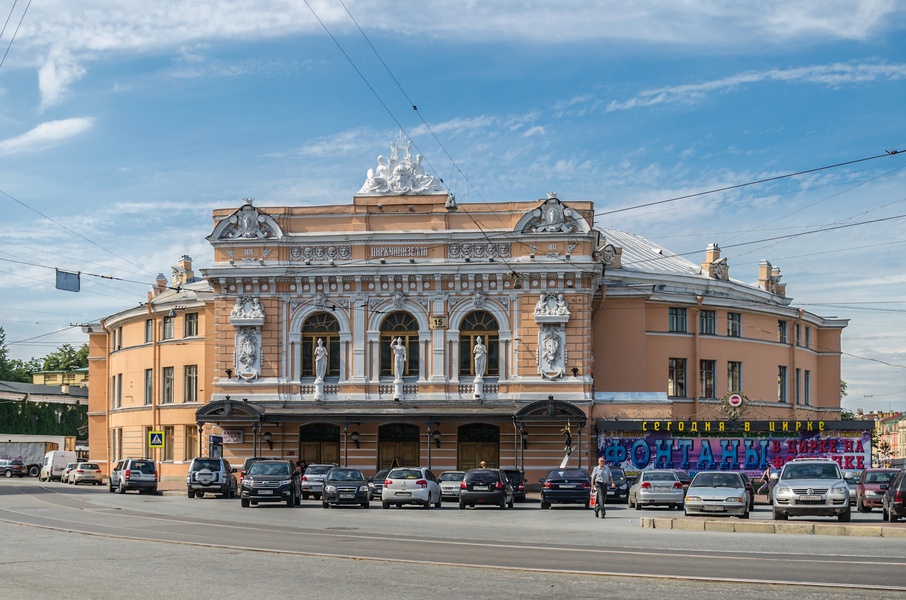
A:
[{"left": 0, "top": 118, "right": 94, "bottom": 156}]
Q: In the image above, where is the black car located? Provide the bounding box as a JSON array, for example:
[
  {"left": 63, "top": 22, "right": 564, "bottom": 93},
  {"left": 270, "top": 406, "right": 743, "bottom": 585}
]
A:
[
  {"left": 540, "top": 468, "right": 591, "bottom": 509},
  {"left": 738, "top": 472, "right": 756, "bottom": 511},
  {"left": 240, "top": 459, "right": 301, "bottom": 508},
  {"left": 367, "top": 468, "right": 392, "bottom": 500},
  {"left": 672, "top": 469, "right": 692, "bottom": 493},
  {"left": 322, "top": 468, "right": 370, "bottom": 508},
  {"left": 459, "top": 468, "right": 514, "bottom": 509},
  {"left": 501, "top": 469, "right": 526, "bottom": 502},
  {"left": 605, "top": 467, "right": 629, "bottom": 503},
  {"left": 881, "top": 469, "right": 906, "bottom": 522}
]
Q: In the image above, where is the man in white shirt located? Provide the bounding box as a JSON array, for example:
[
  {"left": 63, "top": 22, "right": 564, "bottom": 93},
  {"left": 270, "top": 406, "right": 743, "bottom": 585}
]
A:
[{"left": 590, "top": 457, "right": 614, "bottom": 519}]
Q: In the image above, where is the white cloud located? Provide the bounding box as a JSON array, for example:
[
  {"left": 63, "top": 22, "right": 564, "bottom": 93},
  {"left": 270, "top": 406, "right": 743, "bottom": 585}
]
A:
[{"left": 0, "top": 118, "right": 94, "bottom": 156}]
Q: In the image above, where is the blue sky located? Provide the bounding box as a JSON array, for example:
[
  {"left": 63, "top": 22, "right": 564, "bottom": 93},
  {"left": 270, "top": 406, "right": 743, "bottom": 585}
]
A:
[{"left": 1, "top": 1, "right": 905, "bottom": 412}]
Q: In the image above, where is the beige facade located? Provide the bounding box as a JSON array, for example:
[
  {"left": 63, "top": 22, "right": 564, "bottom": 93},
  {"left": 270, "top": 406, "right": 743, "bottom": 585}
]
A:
[{"left": 86, "top": 148, "right": 847, "bottom": 484}]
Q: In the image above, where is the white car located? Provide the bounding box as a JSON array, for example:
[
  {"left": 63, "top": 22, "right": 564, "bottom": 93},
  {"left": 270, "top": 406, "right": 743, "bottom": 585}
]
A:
[
  {"left": 381, "top": 467, "right": 442, "bottom": 509},
  {"left": 437, "top": 471, "right": 465, "bottom": 501}
]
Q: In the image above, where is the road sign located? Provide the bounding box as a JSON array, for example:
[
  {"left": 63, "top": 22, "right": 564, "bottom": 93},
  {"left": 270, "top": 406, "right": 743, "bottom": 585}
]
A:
[{"left": 148, "top": 431, "right": 164, "bottom": 448}]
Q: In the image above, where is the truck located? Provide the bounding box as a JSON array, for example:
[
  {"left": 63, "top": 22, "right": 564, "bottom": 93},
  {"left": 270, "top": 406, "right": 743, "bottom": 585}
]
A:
[
  {"left": 0, "top": 440, "right": 57, "bottom": 477},
  {"left": 40, "top": 450, "right": 79, "bottom": 482}
]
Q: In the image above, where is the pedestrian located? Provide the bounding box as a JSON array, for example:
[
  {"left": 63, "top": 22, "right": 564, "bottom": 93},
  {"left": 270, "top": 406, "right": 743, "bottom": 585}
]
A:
[
  {"left": 590, "top": 457, "right": 613, "bottom": 519},
  {"left": 758, "top": 463, "right": 772, "bottom": 495},
  {"left": 480, "top": 460, "right": 487, "bottom": 468}
]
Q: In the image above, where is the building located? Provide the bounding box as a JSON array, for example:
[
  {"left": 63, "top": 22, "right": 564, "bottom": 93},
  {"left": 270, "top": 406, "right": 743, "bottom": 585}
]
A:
[{"left": 85, "top": 139, "right": 851, "bottom": 483}]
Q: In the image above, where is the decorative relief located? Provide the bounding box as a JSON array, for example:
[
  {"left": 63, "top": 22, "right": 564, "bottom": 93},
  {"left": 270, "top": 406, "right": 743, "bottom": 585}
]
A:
[
  {"left": 521, "top": 194, "right": 581, "bottom": 234},
  {"left": 533, "top": 292, "right": 570, "bottom": 317},
  {"left": 220, "top": 199, "right": 276, "bottom": 239},
  {"left": 230, "top": 296, "right": 265, "bottom": 325},
  {"left": 235, "top": 326, "right": 260, "bottom": 381},
  {"left": 473, "top": 289, "right": 487, "bottom": 310},
  {"left": 538, "top": 324, "right": 567, "bottom": 379},
  {"left": 448, "top": 242, "right": 512, "bottom": 259},
  {"left": 289, "top": 245, "right": 352, "bottom": 262},
  {"left": 358, "top": 134, "right": 446, "bottom": 196},
  {"left": 391, "top": 290, "right": 407, "bottom": 310},
  {"left": 594, "top": 243, "right": 617, "bottom": 266}
]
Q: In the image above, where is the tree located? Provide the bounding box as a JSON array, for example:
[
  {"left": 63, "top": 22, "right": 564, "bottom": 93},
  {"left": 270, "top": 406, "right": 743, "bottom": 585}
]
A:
[
  {"left": 41, "top": 343, "right": 89, "bottom": 371},
  {"left": 0, "top": 327, "right": 37, "bottom": 383}
]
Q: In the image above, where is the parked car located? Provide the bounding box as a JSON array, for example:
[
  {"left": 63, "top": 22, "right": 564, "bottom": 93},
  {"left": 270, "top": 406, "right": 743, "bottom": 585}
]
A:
[
  {"left": 437, "top": 470, "right": 466, "bottom": 501},
  {"left": 321, "top": 468, "right": 369, "bottom": 508},
  {"left": 628, "top": 470, "right": 685, "bottom": 510},
  {"left": 240, "top": 459, "right": 301, "bottom": 508},
  {"left": 856, "top": 469, "right": 899, "bottom": 513},
  {"left": 367, "top": 468, "right": 392, "bottom": 500},
  {"left": 672, "top": 469, "right": 692, "bottom": 493},
  {"left": 881, "top": 469, "right": 906, "bottom": 522},
  {"left": 60, "top": 462, "right": 78, "bottom": 484},
  {"left": 501, "top": 469, "right": 526, "bottom": 502},
  {"left": 108, "top": 458, "right": 158, "bottom": 494},
  {"left": 738, "top": 473, "right": 756, "bottom": 511},
  {"left": 771, "top": 458, "right": 850, "bottom": 521},
  {"left": 606, "top": 467, "right": 630, "bottom": 504},
  {"left": 843, "top": 470, "right": 862, "bottom": 506},
  {"left": 0, "top": 459, "right": 28, "bottom": 478},
  {"left": 460, "top": 468, "right": 514, "bottom": 509},
  {"left": 240, "top": 457, "right": 266, "bottom": 482},
  {"left": 539, "top": 468, "right": 591, "bottom": 509},
  {"left": 186, "top": 457, "right": 238, "bottom": 498},
  {"left": 69, "top": 462, "right": 103, "bottom": 485},
  {"left": 382, "top": 467, "right": 442, "bottom": 509},
  {"left": 301, "top": 463, "right": 335, "bottom": 500},
  {"left": 683, "top": 471, "right": 749, "bottom": 518}
]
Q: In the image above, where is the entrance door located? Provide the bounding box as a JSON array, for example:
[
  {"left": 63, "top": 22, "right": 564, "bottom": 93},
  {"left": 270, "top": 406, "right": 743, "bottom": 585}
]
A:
[
  {"left": 457, "top": 423, "right": 500, "bottom": 469},
  {"left": 299, "top": 424, "right": 340, "bottom": 464},
  {"left": 377, "top": 424, "right": 419, "bottom": 469}
]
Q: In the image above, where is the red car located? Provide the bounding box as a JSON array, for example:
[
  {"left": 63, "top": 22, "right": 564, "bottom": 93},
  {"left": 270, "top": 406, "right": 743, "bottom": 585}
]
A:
[{"left": 856, "top": 468, "right": 900, "bottom": 512}]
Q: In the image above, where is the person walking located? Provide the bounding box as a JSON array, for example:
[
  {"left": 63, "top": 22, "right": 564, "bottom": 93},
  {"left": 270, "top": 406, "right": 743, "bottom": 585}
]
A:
[{"left": 590, "top": 457, "right": 614, "bottom": 519}]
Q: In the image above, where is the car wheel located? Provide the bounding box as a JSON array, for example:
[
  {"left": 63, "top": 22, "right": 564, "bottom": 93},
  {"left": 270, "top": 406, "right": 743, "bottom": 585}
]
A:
[
  {"left": 499, "top": 496, "right": 507, "bottom": 509},
  {"left": 741, "top": 510, "right": 749, "bottom": 520},
  {"left": 634, "top": 499, "right": 641, "bottom": 511},
  {"left": 118, "top": 482, "right": 126, "bottom": 494},
  {"left": 314, "top": 494, "right": 321, "bottom": 500},
  {"left": 322, "top": 501, "right": 329, "bottom": 508},
  {"left": 187, "top": 489, "right": 195, "bottom": 498},
  {"left": 28, "top": 466, "right": 39, "bottom": 477},
  {"left": 540, "top": 501, "right": 550, "bottom": 509},
  {"left": 838, "top": 508, "right": 852, "bottom": 522},
  {"left": 108, "top": 481, "right": 115, "bottom": 493},
  {"left": 584, "top": 501, "right": 590, "bottom": 509},
  {"left": 241, "top": 498, "right": 249, "bottom": 508},
  {"left": 857, "top": 497, "right": 870, "bottom": 513},
  {"left": 772, "top": 506, "right": 787, "bottom": 520},
  {"left": 888, "top": 508, "right": 899, "bottom": 523},
  {"left": 881, "top": 505, "right": 889, "bottom": 521},
  {"left": 362, "top": 501, "right": 370, "bottom": 509},
  {"left": 508, "top": 498, "right": 514, "bottom": 509},
  {"left": 459, "top": 500, "right": 466, "bottom": 510},
  {"left": 302, "top": 493, "right": 309, "bottom": 501},
  {"left": 4, "top": 470, "right": 11, "bottom": 478},
  {"left": 435, "top": 497, "right": 442, "bottom": 508},
  {"left": 382, "top": 501, "right": 390, "bottom": 509}
]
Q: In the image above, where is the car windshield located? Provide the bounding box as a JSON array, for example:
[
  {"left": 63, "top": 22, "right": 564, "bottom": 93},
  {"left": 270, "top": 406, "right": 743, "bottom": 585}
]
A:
[
  {"left": 78, "top": 463, "right": 100, "bottom": 469},
  {"left": 865, "top": 471, "right": 896, "bottom": 484},
  {"left": 644, "top": 472, "right": 678, "bottom": 482},
  {"left": 370, "top": 470, "right": 390, "bottom": 480},
  {"left": 610, "top": 469, "right": 627, "bottom": 483},
  {"left": 306, "top": 465, "right": 332, "bottom": 475},
  {"left": 438, "top": 472, "right": 464, "bottom": 482},
  {"left": 546, "top": 469, "right": 587, "bottom": 480},
  {"left": 389, "top": 469, "right": 423, "bottom": 479},
  {"left": 250, "top": 462, "right": 291, "bottom": 476},
  {"left": 692, "top": 473, "right": 742, "bottom": 488},
  {"left": 193, "top": 459, "right": 221, "bottom": 470},
  {"left": 132, "top": 461, "right": 155, "bottom": 473},
  {"left": 466, "top": 470, "right": 499, "bottom": 484},
  {"left": 783, "top": 464, "right": 840, "bottom": 480},
  {"left": 328, "top": 469, "right": 364, "bottom": 481}
]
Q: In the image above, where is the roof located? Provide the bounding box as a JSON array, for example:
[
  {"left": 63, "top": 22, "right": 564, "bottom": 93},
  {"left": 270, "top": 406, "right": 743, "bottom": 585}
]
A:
[{"left": 0, "top": 380, "right": 88, "bottom": 399}]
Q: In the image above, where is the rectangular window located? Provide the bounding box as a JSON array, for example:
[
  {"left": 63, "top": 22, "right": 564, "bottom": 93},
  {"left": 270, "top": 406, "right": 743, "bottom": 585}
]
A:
[
  {"left": 795, "top": 368, "right": 801, "bottom": 404},
  {"left": 700, "top": 310, "right": 716, "bottom": 335},
  {"left": 777, "top": 320, "right": 788, "bottom": 343},
  {"left": 804, "top": 371, "right": 811, "bottom": 406},
  {"left": 185, "top": 426, "right": 198, "bottom": 461},
  {"left": 184, "top": 365, "right": 198, "bottom": 403},
  {"left": 727, "top": 361, "right": 742, "bottom": 393},
  {"left": 795, "top": 323, "right": 801, "bottom": 347},
  {"left": 116, "top": 373, "right": 122, "bottom": 408},
  {"left": 727, "top": 313, "right": 742, "bottom": 337},
  {"left": 162, "top": 316, "right": 174, "bottom": 340},
  {"left": 111, "top": 429, "right": 122, "bottom": 462},
  {"left": 163, "top": 426, "right": 174, "bottom": 461},
  {"left": 699, "top": 359, "right": 716, "bottom": 398},
  {"left": 145, "top": 319, "right": 154, "bottom": 343},
  {"left": 184, "top": 312, "right": 198, "bottom": 337},
  {"left": 778, "top": 366, "right": 788, "bottom": 403},
  {"left": 668, "top": 358, "right": 687, "bottom": 397},
  {"left": 669, "top": 307, "right": 687, "bottom": 333},
  {"left": 161, "top": 367, "right": 174, "bottom": 404},
  {"left": 144, "top": 369, "right": 153, "bottom": 406},
  {"left": 805, "top": 326, "right": 811, "bottom": 349}
]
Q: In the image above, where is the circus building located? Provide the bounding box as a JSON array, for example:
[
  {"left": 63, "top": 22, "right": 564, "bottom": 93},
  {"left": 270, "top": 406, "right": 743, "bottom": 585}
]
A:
[{"left": 84, "top": 139, "right": 849, "bottom": 485}]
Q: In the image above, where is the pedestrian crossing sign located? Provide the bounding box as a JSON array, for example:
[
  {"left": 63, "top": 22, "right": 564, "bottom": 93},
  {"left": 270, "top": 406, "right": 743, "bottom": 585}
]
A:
[{"left": 148, "top": 431, "right": 165, "bottom": 448}]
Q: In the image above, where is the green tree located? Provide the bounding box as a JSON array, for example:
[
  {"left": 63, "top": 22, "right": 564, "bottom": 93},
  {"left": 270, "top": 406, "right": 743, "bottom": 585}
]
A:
[
  {"left": 0, "top": 327, "right": 37, "bottom": 383},
  {"left": 41, "top": 343, "right": 89, "bottom": 371}
]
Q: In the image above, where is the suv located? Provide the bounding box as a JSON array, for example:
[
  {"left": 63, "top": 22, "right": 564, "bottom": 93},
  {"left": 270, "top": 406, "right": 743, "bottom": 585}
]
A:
[
  {"left": 459, "top": 468, "right": 514, "bottom": 509},
  {"left": 1, "top": 459, "right": 28, "bottom": 478},
  {"left": 186, "top": 457, "right": 238, "bottom": 499},
  {"left": 881, "top": 469, "right": 906, "bottom": 522},
  {"left": 240, "top": 459, "right": 301, "bottom": 508},
  {"left": 108, "top": 458, "right": 158, "bottom": 495},
  {"left": 771, "top": 459, "right": 850, "bottom": 521},
  {"left": 301, "top": 463, "right": 335, "bottom": 500},
  {"left": 501, "top": 469, "right": 526, "bottom": 502}
]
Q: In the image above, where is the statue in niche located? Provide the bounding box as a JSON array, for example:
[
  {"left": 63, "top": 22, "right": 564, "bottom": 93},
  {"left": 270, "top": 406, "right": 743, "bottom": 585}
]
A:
[
  {"left": 473, "top": 336, "right": 487, "bottom": 379},
  {"left": 392, "top": 337, "right": 407, "bottom": 381},
  {"left": 542, "top": 333, "right": 560, "bottom": 365},
  {"left": 231, "top": 296, "right": 264, "bottom": 320},
  {"left": 313, "top": 338, "right": 328, "bottom": 381},
  {"left": 238, "top": 331, "right": 257, "bottom": 369}
]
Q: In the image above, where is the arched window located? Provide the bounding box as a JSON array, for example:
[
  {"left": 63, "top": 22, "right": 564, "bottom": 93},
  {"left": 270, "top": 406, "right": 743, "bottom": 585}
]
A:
[
  {"left": 301, "top": 312, "right": 340, "bottom": 378},
  {"left": 380, "top": 312, "right": 418, "bottom": 377},
  {"left": 459, "top": 311, "right": 499, "bottom": 377}
]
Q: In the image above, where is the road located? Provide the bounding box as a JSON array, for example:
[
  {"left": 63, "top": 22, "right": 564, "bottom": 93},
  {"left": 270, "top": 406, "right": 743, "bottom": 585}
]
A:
[{"left": 1, "top": 478, "right": 903, "bottom": 599}]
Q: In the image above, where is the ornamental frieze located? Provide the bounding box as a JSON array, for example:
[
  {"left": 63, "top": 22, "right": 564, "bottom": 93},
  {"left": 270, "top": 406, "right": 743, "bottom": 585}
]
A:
[
  {"left": 448, "top": 242, "right": 512, "bottom": 259},
  {"left": 289, "top": 245, "right": 353, "bottom": 261}
]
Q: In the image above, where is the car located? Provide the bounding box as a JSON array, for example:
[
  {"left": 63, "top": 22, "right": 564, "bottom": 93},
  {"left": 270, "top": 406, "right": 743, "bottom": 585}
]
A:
[
  {"left": 606, "top": 467, "right": 630, "bottom": 503},
  {"left": 856, "top": 468, "right": 900, "bottom": 513},
  {"left": 69, "top": 462, "right": 103, "bottom": 485},
  {"left": 60, "top": 462, "right": 78, "bottom": 484},
  {"left": 382, "top": 467, "right": 442, "bottom": 509},
  {"left": 0, "top": 459, "right": 28, "bottom": 478},
  {"left": 683, "top": 471, "right": 750, "bottom": 518},
  {"left": 738, "top": 472, "right": 756, "bottom": 511},
  {"left": 539, "top": 468, "right": 591, "bottom": 509},
  {"left": 672, "top": 469, "right": 692, "bottom": 493},
  {"left": 108, "top": 458, "right": 158, "bottom": 494},
  {"left": 437, "top": 470, "right": 465, "bottom": 501},
  {"left": 186, "top": 457, "right": 238, "bottom": 498},
  {"left": 628, "top": 470, "right": 685, "bottom": 510},
  {"left": 367, "top": 468, "right": 392, "bottom": 500},
  {"left": 240, "top": 457, "right": 266, "bottom": 482},
  {"left": 771, "top": 458, "right": 850, "bottom": 521},
  {"left": 881, "top": 469, "right": 906, "bottom": 522},
  {"left": 301, "top": 463, "right": 336, "bottom": 500},
  {"left": 460, "top": 468, "right": 514, "bottom": 509},
  {"left": 501, "top": 469, "right": 526, "bottom": 502},
  {"left": 321, "top": 468, "right": 369, "bottom": 508},
  {"left": 240, "top": 459, "right": 301, "bottom": 508},
  {"left": 843, "top": 470, "right": 862, "bottom": 506}
]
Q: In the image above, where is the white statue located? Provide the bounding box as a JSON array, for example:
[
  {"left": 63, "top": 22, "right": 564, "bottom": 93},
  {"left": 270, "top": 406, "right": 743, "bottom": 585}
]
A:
[
  {"left": 313, "top": 338, "right": 327, "bottom": 381},
  {"left": 392, "top": 337, "right": 407, "bottom": 380},
  {"left": 535, "top": 294, "right": 548, "bottom": 315},
  {"left": 238, "top": 332, "right": 257, "bottom": 368},
  {"left": 542, "top": 334, "right": 559, "bottom": 364},
  {"left": 473, "top": 336, "right": 487, "bottom": 378}
]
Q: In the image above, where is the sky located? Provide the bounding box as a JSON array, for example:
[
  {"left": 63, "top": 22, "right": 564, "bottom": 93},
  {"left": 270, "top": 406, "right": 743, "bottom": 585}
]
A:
[{"left": 1, "top": 1, "right": 905, "bottom": 413}]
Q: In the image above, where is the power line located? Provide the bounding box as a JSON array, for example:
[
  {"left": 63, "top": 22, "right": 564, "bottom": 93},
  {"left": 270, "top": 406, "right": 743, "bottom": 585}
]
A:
[{"left": 0, "top": 0, "right": 30, "bottom": 72}]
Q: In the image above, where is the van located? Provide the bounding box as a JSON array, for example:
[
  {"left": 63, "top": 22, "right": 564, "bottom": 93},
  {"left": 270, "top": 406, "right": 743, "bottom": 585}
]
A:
[{"left": 39, "top": 450, "right": 78, "bottom": 482}]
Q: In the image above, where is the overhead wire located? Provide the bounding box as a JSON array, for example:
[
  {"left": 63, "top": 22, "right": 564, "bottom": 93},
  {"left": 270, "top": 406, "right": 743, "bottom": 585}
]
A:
[{"left": 0, "top": 0, "right": 29, "bottom": 72}]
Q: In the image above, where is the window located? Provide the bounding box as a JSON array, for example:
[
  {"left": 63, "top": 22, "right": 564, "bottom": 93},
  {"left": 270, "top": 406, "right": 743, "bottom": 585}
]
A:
[
  {"left": 115, "top": 374, "right": 122, "bottom": 408},
  {"left": 777, "top": 320, "right": 788, "bottom": 343},
  {"left": 185, "top": 426, "right": 198, "bottom": 461},
  {"left": 795, "top": 368, "right": 801, "bottom": 404},
  {"left": 144, "top": 369, "right": 153, "bottom": 405},
  {"left": 668, "top": 358, "right": 686, "bottom": 397},
  {"left": 184, "top": 312, "right": 198, "bottom": 337},
  {"left": 301, "top": 312, "right": 341, "bottom": 378},
  {"left": 112, "top": 327, "right": 122, "bottom": 351},
  {"left": 380, "top": 312, "right": 419, "bottom": 377},
  {"left": 163, "top": 426, "right": 174, "bottom": 461},
  {"left": 778, "top": 366, "right": 788, "bottom": 403},
  {"left": 795, "top": 323, "right": 801, "bottom": 346},
  {"left": 162, "top": 316, "right": 174, "bottom": 340},
  {"left": 700, "top": 360, "right": 716, "bottom": 398},
  {"left": 700, "top": 310, "right": 716, "bottom": 335},
  {"left": 145, "top": 319, "right": 154, "bottom": 343},
  {"left": 727, "top": 361, "right": 742, "bottom": 393},
  {"left": 669, "top": 307, "right": 687, "bottom": 333},
  {"left": 804, "top": 371, "right": 811, "bottom": 406},
  {"left": 727, "top": 313, "right": 742, "bottom": 337},
  {"left": 459, "top": 311, "right": 500, "bottom": 377},
  {"left": 111, "top": 429, "right": 122, "bottom": 462},
  {"left": 805, "top": 326, "right": 811, "bottom": 349},
  {"left": 161, "top": 367, "right": 174, "bottom": 404},
  {"left": 184, "top": 365, "right": 197, "bottom": 403}
]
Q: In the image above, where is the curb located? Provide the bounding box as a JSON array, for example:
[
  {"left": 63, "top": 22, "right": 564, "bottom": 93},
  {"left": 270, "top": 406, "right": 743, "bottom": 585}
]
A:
[{"left": 639, "top": 516, "right": 906, "bottom": 537}]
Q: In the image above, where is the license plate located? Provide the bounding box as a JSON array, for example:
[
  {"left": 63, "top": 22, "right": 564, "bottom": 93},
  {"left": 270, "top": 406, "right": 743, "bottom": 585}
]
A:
[
  {"left": 560, "top": 484, "right": 577, "bottom": 489},
  {"left": 396, "top": 491, "right": 411, "bottom": 496},
  {"left": 654, "top": 487, "right": 669, "bottom": 492},
  {"left": 473, "top": 485, "right": 488, "bottom": 491},
  {"left": 702, "top": 505, "right": 726, "bottom": 512},
  {"left": 340, "top": 494, "right": 355, "bottom": 499},
  {"left": 258, "top": 489, "right": 274, "bottom": 495},
  {"left": 799, "top": 495, "right": 822, "bottom": 501}
]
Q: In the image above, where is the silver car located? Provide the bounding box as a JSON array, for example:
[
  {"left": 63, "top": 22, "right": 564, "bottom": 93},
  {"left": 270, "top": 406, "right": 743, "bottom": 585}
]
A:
[
  {"left": 301, "top": 464, "right": 335, "bottom": 500},
  {"left": 683, "top": 471, "right": 749, "bottom": 518},
  {"left": 437, "top": 471, "right": 465, "bottom": 501},
  {"left": 772, "top": 459, "right": 851, "bottom": 521},
  {"left": 628, "top": 469, "right": 685, "bottom": 510}
]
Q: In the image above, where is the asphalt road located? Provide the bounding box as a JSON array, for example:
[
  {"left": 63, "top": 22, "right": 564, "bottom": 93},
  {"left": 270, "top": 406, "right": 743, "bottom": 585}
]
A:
[{"left": 1, "top": 478, "right": 903, "bottom": 599}]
